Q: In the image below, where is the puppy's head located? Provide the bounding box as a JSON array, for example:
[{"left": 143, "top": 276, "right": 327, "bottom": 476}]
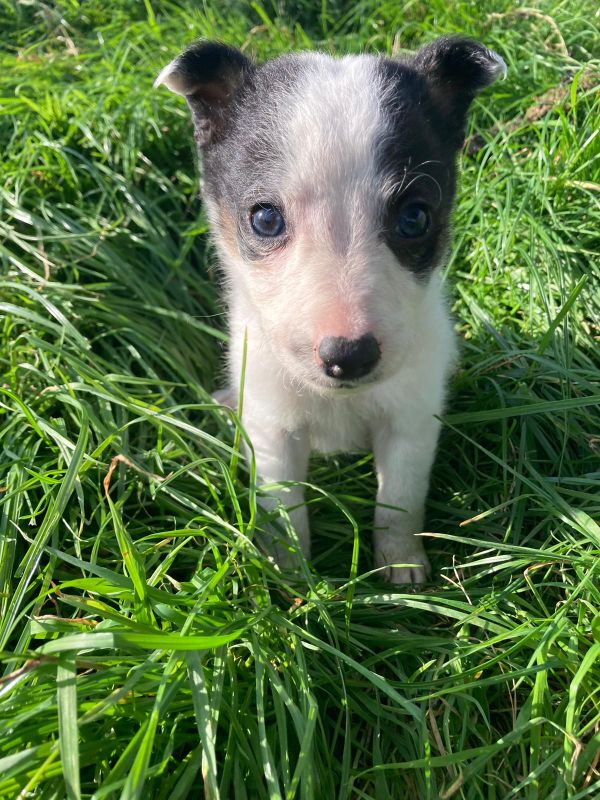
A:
[{"left": 156, "top": 37, "right": 506, "bottom": 392}]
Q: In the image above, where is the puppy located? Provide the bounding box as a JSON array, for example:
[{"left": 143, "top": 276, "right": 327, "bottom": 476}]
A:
[{"left": 156, "top": 36, "right": 506, "bottom": 583}]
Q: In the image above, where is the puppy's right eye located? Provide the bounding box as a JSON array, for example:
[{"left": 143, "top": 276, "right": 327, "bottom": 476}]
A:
[
  {"left": 250, "top": 204, "right": 285, "bottom": 237},
  {"left": 394, "top": 202, "right": 431, "bottom": 239}
]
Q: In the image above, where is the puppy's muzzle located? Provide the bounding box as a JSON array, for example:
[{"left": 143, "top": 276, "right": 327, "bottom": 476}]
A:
[{"left": 317, "top": 334, "right": 381, "bottom": 381}]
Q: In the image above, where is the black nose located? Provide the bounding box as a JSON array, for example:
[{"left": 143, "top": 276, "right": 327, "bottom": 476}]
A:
[{"left": 318, "top": 334, "right": 381, "bottom": 381}]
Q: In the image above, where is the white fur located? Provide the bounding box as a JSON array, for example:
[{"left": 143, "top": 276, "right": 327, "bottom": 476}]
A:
[
  {"left": 154, "top": 58, "right": 186, "bottom": 94},
  {"left": 483, "top": 49, "right": 508, "bottom": 81}
]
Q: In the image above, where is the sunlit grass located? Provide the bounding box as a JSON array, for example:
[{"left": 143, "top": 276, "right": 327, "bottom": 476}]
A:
[{"left": 1, "top": 1, "right": 599, "bottom": 798}]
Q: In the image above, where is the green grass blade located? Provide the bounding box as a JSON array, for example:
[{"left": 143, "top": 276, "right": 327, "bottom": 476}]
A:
[{"left": 57, "top": 654, "right": 81, "bottom": 800}]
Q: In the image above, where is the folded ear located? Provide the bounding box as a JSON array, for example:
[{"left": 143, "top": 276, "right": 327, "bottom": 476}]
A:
[
  {"left": 413, "top": 36, "right": 507, "bottom": 147},
  {"left": 155, "top": 41, "right": 252, "bottom": 146}
]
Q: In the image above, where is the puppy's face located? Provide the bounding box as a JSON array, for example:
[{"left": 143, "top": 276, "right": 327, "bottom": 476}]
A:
[{"left": 157, "top": 39, "right": 505, "bottom": 392}]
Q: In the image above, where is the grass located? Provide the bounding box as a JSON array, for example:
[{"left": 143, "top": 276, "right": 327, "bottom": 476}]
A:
[{"left": 0, "top": 0, "right": 599, "bottom": 797}]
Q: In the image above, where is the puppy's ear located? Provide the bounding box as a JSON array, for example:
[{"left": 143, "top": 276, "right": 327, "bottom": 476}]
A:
[
  {"left": 155, "top": 41, "right": 252, "bottom": 146},
  {"left": 413, "top": 36, "right": 507, "bottom": 147}
]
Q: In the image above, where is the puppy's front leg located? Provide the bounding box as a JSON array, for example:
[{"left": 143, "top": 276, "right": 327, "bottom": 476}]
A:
[
  {"left": 372, "top": 421, "right": 440, "bottom": 585},
  {"left": 244, "top": 417, "right": 311, "bottom": 568}
]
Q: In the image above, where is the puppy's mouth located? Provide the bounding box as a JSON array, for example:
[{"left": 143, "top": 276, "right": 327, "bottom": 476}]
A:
[
  {"left": 304, "top": 367, "right": 384, "bottom": 394},
  {"left": 323, "top": 374, "right": 381, "bottom": 392}
]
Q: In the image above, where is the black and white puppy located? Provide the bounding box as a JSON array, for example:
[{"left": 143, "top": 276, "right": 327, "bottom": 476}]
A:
[{"left": 156, "top": 36, "right": 506, "bottom": 583}]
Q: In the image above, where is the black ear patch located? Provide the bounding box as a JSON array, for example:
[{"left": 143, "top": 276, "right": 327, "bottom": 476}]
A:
[
  {"left": 155, "top": 41, "right": 253, "bottom": 146},
  {"left": 413, "top": 36, "right": 507, "bottom": 147}
]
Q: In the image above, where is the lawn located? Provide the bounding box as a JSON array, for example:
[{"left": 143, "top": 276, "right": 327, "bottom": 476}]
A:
[{"left": 1, "top": 1, "right": 599, "bottom": 798}]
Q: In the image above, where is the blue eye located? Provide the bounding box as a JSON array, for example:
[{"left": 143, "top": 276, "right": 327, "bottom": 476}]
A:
[
  {"left": 395, "top": 203, "right": 431, "bottom": 239},
  {"left": 250, "top": 204, "right": 285, "bottom": 237}
]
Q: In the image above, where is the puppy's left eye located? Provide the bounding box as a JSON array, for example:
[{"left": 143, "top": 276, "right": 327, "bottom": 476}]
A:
[
  {"left": 395, "top": 203, "right": 431, "bottom": 239},
  {"left": 250, "top": 204, "right": 285, "bottom": 237}
]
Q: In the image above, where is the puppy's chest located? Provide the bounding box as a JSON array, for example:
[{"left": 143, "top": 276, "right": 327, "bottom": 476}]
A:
[{"left": 305, "top": 400, "right": 372, "bottom": 454}]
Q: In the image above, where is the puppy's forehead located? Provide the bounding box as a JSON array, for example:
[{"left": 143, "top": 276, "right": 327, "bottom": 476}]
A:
[
  {"left": 209, "top": 53, "right": 430, "bottom": 200},
  {"left": 268, "top": 53, "right": 385, "bottom": 187}
]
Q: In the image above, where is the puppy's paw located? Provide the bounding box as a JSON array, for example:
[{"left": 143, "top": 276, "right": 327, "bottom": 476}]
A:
[
  {"left": 212, "top": 386, "right": 237, "bottom": 409},
  {"left": 258, "top": 505, "right": 311, "bottom": 575},
  {"left": 268, "top": 542, "right": 305, "bottom": 573},
  {"left": 374, "top": 535, "right": 431, "bottom": 586}
]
